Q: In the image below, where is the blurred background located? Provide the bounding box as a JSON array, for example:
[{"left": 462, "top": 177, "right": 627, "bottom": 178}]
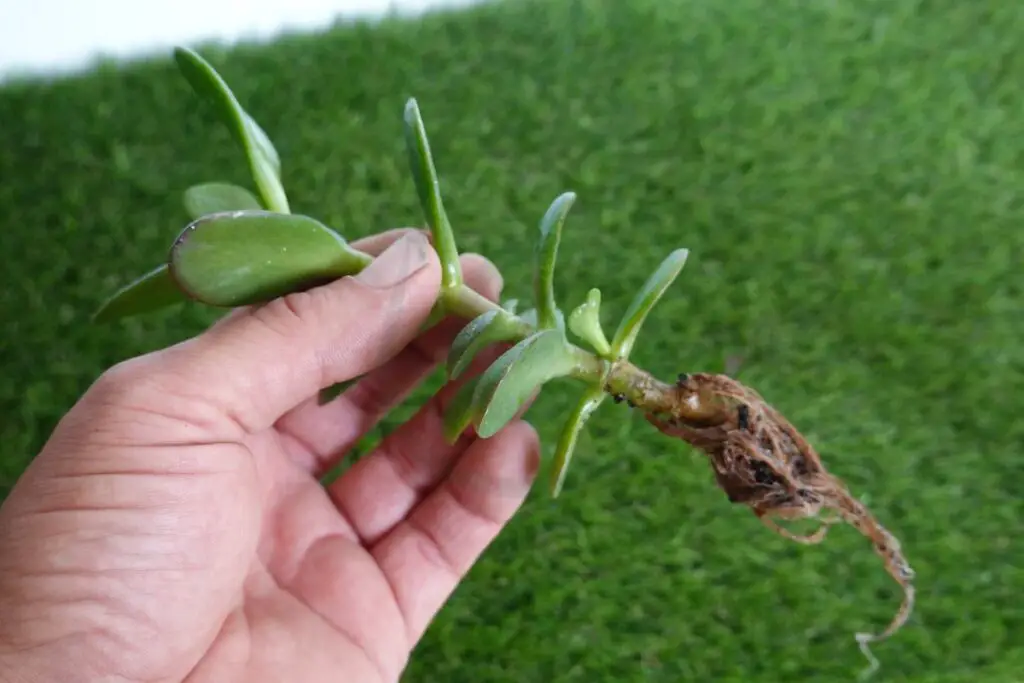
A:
[
  {"left": 0, "top": 0, "right": 478, "bottom": 79},
  {"left": 0, "top": 0, "right": 1021, "bottom": 681}
]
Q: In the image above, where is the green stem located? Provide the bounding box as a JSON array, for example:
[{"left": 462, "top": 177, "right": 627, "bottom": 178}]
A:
[
  {"left": 441, "top": 286, "right": 510, "bottom": 323},
  {"left": 348, "top": 245, "right": 695, "bottom": 421},
  {"left": 432, "top": 273, "right": 693, "bottom": 419}
]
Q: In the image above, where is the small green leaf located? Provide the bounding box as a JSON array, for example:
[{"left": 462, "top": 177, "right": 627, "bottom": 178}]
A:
[
  {"left": 550, "top": 387, "right": 606, "bottom": 497},
  {"left": 610, "top": 248, "right": 689, "bottom": 360},
  {"left": 318, "top": 377, "right": 360, "bottom": 405},
  {"left": 472, "top": 329, "right": 585, "bottom": 438},
  {"left": 418, "top": 301, "right": 449, "bottom": 335},
  {"left": 568, "top": 288, "right": 612, "bottom": 357},
  {"left": 501, "top": 298, "right": 519, "bottom": 315},
  {"left": 443, "top": 377, "right": 481, "bottom": 444},
  {"left": 169, "top": 210, "right": 373, "bottom": 307},
  {"left": 403, "top": 98, "right": 462, "bottom": 289},
  {"left": 183, "top": 182, "right": 262, "bottom": 219},
  {"left": 173, "top": 46, "right": 289, "bottom": 214},
  {"left": 447, "top": 309, "right": 526, "bottom": 380},
  {"left": 92, "top": 264, "right": 185, "bottom": 322},
  {"left": 534, "top": 192, "right": 576, "bottom": 329}
]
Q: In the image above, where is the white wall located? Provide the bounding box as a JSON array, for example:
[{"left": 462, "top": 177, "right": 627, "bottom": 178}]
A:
[{"left": 0, "top": 0, "right": 480, "bottom": 81}]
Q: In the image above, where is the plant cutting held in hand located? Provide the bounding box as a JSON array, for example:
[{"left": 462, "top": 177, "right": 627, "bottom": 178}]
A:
[{"left": 93, "top": 46, "right": 916, "bottom": 676}]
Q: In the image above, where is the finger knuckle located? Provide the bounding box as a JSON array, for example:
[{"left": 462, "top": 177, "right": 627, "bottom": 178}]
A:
[
  {"left": 407, "top": 513, "right": 461, "bottom": 578},
  {"left": 88, "top": 353, "right": 162, "bottom": 405},
  {"left": 250, "top": 288, "right": 326, "bottom": 339}
]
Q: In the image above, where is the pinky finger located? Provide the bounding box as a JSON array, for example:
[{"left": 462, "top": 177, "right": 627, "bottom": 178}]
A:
[{"left": 368, "top": 420, "right": 540, "bottom": 645}]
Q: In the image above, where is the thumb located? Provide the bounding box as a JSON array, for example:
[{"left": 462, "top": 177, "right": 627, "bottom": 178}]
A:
[{"left": 139, "top": 230, "right": 441, "bottom": 436}]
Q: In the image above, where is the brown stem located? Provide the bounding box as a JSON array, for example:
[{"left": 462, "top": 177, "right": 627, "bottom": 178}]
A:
[{"left": 602, "top": 361, "right": 730, "bottom": 425}]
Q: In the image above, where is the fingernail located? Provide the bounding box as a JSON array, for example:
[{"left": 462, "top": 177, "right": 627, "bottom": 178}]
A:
[{"left": 355, "top": 232, "right": 430, "bottom": 288}]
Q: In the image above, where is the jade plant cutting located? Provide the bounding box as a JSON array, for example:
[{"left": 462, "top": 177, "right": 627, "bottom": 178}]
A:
[{"left": 94, "top": 46, "right": 916, "bottom": 673}]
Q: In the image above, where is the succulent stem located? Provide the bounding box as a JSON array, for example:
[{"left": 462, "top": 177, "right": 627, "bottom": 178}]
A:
[{"left": 425, "top": 264, "right": 721, "bottom": 425}]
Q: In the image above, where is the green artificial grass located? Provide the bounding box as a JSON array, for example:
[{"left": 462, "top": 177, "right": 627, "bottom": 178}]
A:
[{"left": 1, "top": 0, "right": 1022, "bottom": 679}]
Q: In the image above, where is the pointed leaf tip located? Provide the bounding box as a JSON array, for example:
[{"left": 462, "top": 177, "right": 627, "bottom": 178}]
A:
[
  {"left": 404, "top": 97, "right": 420, "bottom": 123},
  {"left": 92, "top": 264, "right": 185, "bottom": 323},
  {"left": 442, "top": 377, "right": 481, "bottom": 444}
]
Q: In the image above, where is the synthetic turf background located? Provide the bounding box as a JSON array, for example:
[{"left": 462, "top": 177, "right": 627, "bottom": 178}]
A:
[{"left": 1, "top": 0, "right": 1021, "bottom": 680}]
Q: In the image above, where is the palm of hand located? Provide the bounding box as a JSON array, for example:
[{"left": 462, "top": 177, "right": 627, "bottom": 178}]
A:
[{"left": 0, "top": 237, "right": 538, "bottom": 683}]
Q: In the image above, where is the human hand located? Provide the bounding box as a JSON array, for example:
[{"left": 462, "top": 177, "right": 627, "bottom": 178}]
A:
[{"left": 0, "top": 229, "right": 540, "bottom": 683}]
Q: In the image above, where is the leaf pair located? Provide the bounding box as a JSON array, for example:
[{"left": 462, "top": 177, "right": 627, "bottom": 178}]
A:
[
  {"left": 439, "top": 194, "right": 586, "bottom": 480},
  {"left": 547, "top": 247, "right": 690, "bottom": 496},
  {"left": 568, "top": 288, "right": 611, "bottom": 358},
  {"left": 403, "top": 100, "right": 593, "bottom": 449},
  {"left": 436, "top": 177, "right": 691, "bottom": 498},
  {"left": 94, "top": 48, "right": 296, "bottom": 322},
  {"left": 555, "top": 245, "right": 691, "bottom": 364},
  {"left": 93, "top": 206, "right": 367, "bottom": 320},
  {"left": 173, "top": 47, "right": 289, "bottom": 214},
  {"left": 95, "top": 53, "right": 468, "bottom": 326},
  {"left": 443, "top": 328, "right": 589, "bottom": 442}
]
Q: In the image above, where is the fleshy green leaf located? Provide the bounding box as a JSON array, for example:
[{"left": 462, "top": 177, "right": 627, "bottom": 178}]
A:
[
  {"left": 183, "top": 182, "right": 262, "bottom": 219},
  {"left": 172, "top": 46, "right": 289, "bottom": 214},
  {"left": 447, "top": 309, "right": 527, "bottom": 380},
  {"left": 243, "top": 114, "right": 282, "bottom": 176},
  {"left": 92, "top": 264, "right": 185, "bottom": 322},
  {"left": 318, "top": 377, "right": 360, "bottom": 405},
  {"left": 550, "top": 387, "right": 606, "bottom": 497},
  {"left": 472, "top": 329, "right": 585, "bottom": 438},
  {"left": 418, "top": 301, "right": 449, "bottom": 335},
  {"left": 403, "top": 98, "right": 462, "bottom": 289},
  {"left": 568, "top": 287, "right": 611, "bottom": 357},
  {"left": 610, "top": 248, "right": 689, "bottom": 359},
  {"left": 169, "top": 210, "right": 372, "bottom": 307},
  {"left": 534, "top": 192, "right": 576, "bottom": 329},
  {"left": 442, "top": 377, "right": 481, "bottom": 444}
]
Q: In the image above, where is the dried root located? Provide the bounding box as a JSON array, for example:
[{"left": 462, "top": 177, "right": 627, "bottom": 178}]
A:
[{"left": 645, "top": 372, "right": 915, "bottom": 674}]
